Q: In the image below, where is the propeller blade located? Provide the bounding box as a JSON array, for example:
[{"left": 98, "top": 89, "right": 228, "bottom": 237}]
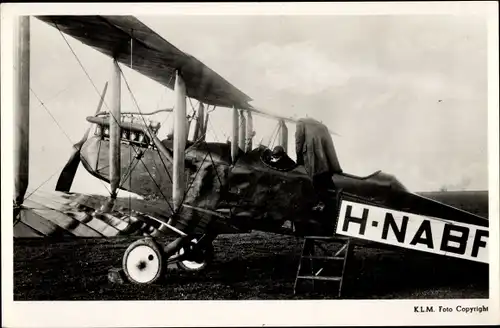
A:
[
  {"left": 55, "top": 82, "right": 108, "bottom": 192},
  {"left": 54, "top": 140, "right": 86, "bottom": 192}
]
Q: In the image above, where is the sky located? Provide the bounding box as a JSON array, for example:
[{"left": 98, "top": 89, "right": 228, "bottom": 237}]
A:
[{"left": 25, "top": 14, "right": 488, "bottom": 196}]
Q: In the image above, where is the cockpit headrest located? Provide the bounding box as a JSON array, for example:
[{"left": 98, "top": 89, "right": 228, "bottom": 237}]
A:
[{"left": 272, "top": 146, "right": 285, "bottom": 157}]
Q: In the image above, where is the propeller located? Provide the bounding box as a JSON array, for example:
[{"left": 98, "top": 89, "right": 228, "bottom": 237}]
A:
[{"left": 55, "top": 82, "right": 108, "bottom": 192}]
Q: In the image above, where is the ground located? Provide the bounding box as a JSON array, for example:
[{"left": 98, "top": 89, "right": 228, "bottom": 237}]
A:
[
  {"left": 14, "top": 231, "right": 488, "bottom": 300},
  {"left": 13, "top": 190, "right": 489, "bottom": 300}
]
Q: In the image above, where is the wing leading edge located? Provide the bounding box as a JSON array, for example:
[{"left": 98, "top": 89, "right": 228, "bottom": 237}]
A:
[{"left": 36, "top": 15, "right": 253, "bottom": 109}]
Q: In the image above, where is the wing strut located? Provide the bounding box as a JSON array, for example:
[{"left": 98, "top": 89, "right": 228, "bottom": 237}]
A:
[
  {"left": 278, "top": 120, "right": 289, "bottom": 152},
  {"left": 245, "top": 111, "right": 254, "bottom": 152},
  {"left": 109, "top": 60, "right": 121, "bottom": 198},
  {"left": 14, "top": 16, "right": 30, "bottom": 207},
  {"left": 231, "top": 107, "right": 239, "bottom": 163},
  {"left": 172, "top": 70, "right": 187, "bottom": 211},
  {"left": 192, "top": 102, "right": 204, "bottom": 141},
  {"left": 238, "top": 110, "right": 246, "bottom": 150}
]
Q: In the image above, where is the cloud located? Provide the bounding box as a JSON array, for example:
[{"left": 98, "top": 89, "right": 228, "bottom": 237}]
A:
[
  {"left": 242, "top": 41, "right": 354, "bottom": 95},
  {"left": 242, "top": 39, "right": 482, "bottom": 106},
  {"left": 26, "top": 15, "right": 488, "bottom": 193}
]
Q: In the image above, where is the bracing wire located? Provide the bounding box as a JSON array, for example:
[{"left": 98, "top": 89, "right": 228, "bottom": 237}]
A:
[
  {"left": 117, "top": 65, "right": 176, "bottom": 213},
  {"left": 56, "top": 23, "right": 123, "bottom": 134},
  {"left": 114, "top": 69, "right": 175, "bottom": 214},
  {"left": 57, "top": 22, "right": 168, "bottom": 204},
  {"left": 207, "top": 118, "right": 221, "bottom": 143},
  {"left": 270, "top": 122, "right": 281, "bottom": 150},
  {"left": 113, "top": 123, "right": 175, "bottom": 214},
  {"left": 118, "top": 63, "right": 233, "bottom": 217},
  {"left": 159, "top": 74, "right": 175, "bottom": 128},
  {"left": 117, "top": 149, "right": 142, "bottom": 191},
  {"left": 137, "top": 156, "right": 176, "bottom": 214},
  {"left": 187, "top": 97, "right": 199, "bottom": 119},
  {"left": 206, "top": 147, "right": 233, "bottom": 218},
  {"left": 56, "top": 20, "right": 129, "bottom": 202},
  {"left": 58, "top": 28, "right": 171, "bottom": 212},
  {"left": 206, "top": 107, "right": 232, "bottom": 142},
  {"left": 51, "top": 24, "right": 257, "bottom": 222},
  {"left": 117, "top": 65, "right": 175, "bottom": 189},
  {"left": 44, "top": 83, "right": 78, "bottom": 105},
  {"left": 117, "top": 65, "right": 162, "bottom": 142},
  {"left": 56, "top": 24, "right": 110, "bottom": 112},
  {"left": 29, "top": 87, "right": 113, "bottom": 197},
  {"left": 47, "top": 26, "right": 138, "bottom": 200},
  {"left": 23, "top": 165, "right": 67, "bottom": 201},
  {"left": 268, "top": 121, "right": 281, "bottom": 149},
  {"left": 178, "top": 152, "right": 211, "bottom": 208},
  {"left": 156, "top": 88, "right": 168, "bottom": 110},
  {"left": 24, "top": 23, "right": 231, "bottom": 228}
]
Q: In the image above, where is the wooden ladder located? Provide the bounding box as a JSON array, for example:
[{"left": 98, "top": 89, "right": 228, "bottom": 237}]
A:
[{"left": 293, "top": 235, "right": 354, "bottom": 297}]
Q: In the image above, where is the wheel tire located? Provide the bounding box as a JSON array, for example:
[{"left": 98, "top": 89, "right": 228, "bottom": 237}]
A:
[
  {"left": 176, "top": 238, "right": 214, "bottom": 272},
  {"left": 123, "top": 238, "right": 164, "bottom": 284}
]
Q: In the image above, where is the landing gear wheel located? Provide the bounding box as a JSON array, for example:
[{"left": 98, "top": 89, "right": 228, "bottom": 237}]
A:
[
  {"left": 176, "top": 237, "right": 214, "bottom": 272},
  {"left": 123, "top": 238, "right": 164, "bottom": 284}
]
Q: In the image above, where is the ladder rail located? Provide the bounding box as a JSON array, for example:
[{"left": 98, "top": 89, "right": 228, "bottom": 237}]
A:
[
  {"left": 338, "top": 239, "right": 353, "bottom": 297},
  {"left": 294, "top": 235, "right": 354, "bottom": 297},
  {"left": 293, "top": 238, "right": 308, "bottom": 294}
]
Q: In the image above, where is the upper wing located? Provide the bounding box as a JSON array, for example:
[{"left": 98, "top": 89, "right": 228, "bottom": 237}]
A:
[
  {"left": 36, "top": 16, "right": 339, "bottom": 136},
  {"left": 36, "top": 15, "right": 253, "bottom": 109}
]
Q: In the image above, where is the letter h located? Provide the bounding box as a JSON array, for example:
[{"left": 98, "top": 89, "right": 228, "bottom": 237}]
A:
[{"left": 342, "top": 205, "right": 368, "bottom": 235}]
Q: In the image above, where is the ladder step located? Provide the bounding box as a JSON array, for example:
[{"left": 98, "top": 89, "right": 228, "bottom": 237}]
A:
[
  {"left": 297, "top": 275, "right": 342, "bottom": 281},
  {"left": 303, "top": 255, "right": 345, "bottom": 260},
  {"left": 294, "top": 236, "right": 354, "bottom": 297}
]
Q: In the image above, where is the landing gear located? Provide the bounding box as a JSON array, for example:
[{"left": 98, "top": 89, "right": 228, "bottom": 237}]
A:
[
  {"left": 120, "top": 235, "right": 215, "bottom": 284},
  {"left": 122, "top": 238, "right": 164, "bottom": 284},
  {"left": 176, "top": 237, "right": 214, "bottom": 272}
]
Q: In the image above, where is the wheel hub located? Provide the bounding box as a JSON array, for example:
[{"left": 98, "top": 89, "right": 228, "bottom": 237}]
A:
[
  {"left": 125, "top": 245, "right": 160, "bottom": 283},
  {"left": 179, "top": 245, "right": 206, "bottom": 270}
]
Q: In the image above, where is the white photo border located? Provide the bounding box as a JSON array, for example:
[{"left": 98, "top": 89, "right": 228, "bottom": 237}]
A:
[{"left": 1, "top": 2, "right": 498, "bottom": 327}]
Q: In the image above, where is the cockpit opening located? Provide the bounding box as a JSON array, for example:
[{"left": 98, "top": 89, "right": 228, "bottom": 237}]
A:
[{"left": 260, "top": 146, "right": 297, "bottom": 172}]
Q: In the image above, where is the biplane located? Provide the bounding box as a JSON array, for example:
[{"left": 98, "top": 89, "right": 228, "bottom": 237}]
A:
[{"left": 13, "top": 15, "right": 489, "bottom": 287}]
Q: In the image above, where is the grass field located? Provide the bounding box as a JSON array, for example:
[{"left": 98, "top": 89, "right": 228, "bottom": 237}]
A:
[{"left": 13, "top": 190, "right": 489, "bottom": 300}]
